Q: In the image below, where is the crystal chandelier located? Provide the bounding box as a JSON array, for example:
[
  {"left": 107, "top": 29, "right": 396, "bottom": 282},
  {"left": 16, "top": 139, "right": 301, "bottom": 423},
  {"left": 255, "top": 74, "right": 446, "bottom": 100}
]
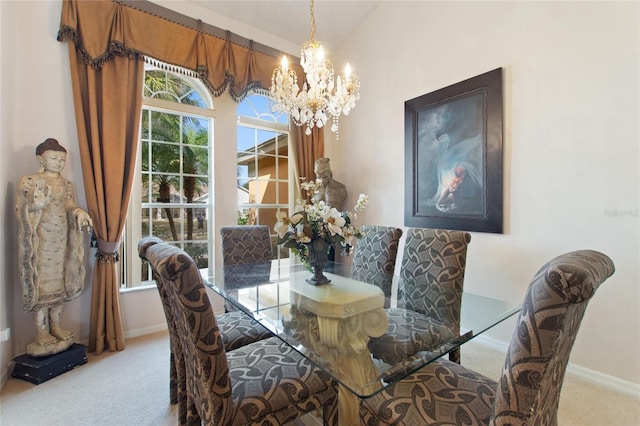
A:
[{"left": 270, "top": 0, "right": 360, "bottom": 138}]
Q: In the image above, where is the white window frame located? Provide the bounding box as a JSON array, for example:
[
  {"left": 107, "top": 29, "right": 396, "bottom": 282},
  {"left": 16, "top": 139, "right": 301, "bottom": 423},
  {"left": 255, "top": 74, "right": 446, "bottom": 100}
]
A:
[{"left": 122, "top": 68, "right": 215, "bottom": 290}]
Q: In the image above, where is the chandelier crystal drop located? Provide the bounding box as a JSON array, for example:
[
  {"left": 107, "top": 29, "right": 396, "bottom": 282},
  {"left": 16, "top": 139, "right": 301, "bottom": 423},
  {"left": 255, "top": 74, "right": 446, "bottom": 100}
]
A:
[{"left": 270, "top": 0, "right": 360, "bottom": 138}]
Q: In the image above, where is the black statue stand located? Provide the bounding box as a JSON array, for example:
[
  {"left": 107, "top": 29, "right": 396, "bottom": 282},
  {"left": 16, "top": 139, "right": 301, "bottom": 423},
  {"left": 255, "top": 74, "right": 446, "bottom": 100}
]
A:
[{"left": 12, "top": 343, "right": 88, "bottom": 385}]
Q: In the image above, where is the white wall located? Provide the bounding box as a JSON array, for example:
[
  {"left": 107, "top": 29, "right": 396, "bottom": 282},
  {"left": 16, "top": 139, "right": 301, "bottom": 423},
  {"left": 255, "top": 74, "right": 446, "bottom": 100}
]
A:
[
  {"left": 330, "top": 1, "right": 639, "bottom": 385},
  {"left": 0, "top": 0, "right": 16, "bottom": 384},
  {"left": 1, "top": 0, "right": 638, "bottom": 390}
]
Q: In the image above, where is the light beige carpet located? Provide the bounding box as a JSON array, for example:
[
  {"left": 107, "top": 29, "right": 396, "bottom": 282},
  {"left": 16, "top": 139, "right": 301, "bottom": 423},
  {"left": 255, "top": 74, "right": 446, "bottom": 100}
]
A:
[{"left": 0, "top": 331, "right": 638, "bottom": 425}]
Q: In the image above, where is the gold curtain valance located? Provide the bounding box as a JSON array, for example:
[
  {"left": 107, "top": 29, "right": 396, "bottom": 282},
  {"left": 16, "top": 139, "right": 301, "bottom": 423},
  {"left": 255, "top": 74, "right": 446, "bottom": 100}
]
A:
[{"left": 57, "top": 0, "right": 301, "bottom": 101}]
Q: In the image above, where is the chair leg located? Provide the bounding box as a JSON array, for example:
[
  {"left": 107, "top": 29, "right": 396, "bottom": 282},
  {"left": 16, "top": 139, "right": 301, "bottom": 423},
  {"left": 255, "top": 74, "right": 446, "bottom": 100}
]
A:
[{"left": 449, "top": 348, "right": 460, "bottom": 364}]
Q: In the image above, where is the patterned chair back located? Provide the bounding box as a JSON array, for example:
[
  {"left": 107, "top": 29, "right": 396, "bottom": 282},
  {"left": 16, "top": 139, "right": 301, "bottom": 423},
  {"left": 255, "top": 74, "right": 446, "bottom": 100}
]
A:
[
  {"left": 220, "top": 225, "right": 273, "bottom": 289},
  {"left": 140, "top": 237, "right": 234, "bottom": 425},
  {"left": 351, "top": 225, "right": 403, "bottom": 306},
  {"left": 398, "top": 228, "right": 471, "bottom": 329},
  {"left": 138, "top": 237, "right": 183, "bottom": 407},
  {"left": 493, "top": 250, "right": 615, "bottom": 425}
]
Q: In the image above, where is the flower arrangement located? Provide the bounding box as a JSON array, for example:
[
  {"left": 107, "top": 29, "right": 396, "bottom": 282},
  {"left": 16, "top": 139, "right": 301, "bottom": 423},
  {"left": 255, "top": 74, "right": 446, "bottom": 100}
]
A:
[{"left": 274, "top": 178, "right": 369, "bottom": 264}]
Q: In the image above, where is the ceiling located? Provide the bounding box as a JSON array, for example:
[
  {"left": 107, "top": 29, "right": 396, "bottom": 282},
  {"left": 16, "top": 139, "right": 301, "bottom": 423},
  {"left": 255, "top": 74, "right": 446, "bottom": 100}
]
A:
[{"left": 192, "top": 1, "right": 380, "bottom": 48}]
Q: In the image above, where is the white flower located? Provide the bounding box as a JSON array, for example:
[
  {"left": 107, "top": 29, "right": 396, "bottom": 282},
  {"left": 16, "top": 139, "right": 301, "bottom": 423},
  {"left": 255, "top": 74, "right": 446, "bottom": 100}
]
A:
[
  {"left": 322, "top": 207, "right": 346, "bottom": 236},
  {"left": 354, "top": 193, "right": 369, "bottom": 213},
  {"left": 290, "top": 210, "right": 305, "bottom": 225},
  {"left": 274, "top": 211, "right": 290, "bottom": 238}
]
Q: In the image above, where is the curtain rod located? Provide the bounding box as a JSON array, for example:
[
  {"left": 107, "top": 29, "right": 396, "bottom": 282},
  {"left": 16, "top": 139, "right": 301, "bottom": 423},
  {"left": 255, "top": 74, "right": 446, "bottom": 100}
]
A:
[{"left": 120, "top": 0, "right": 293, "bottom": 60}]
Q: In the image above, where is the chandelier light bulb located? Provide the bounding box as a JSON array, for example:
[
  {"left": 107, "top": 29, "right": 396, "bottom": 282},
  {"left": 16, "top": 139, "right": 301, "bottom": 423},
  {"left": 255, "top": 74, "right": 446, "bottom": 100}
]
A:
[{"left": 269, "top": 0, "right": 360, "bottom": 139}]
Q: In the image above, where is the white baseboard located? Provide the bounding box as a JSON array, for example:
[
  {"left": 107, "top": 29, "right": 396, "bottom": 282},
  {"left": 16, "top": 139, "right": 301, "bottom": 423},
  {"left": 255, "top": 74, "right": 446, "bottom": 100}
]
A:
[
  {"left": 472, "top": 335, "right": 640, "bottom": 398},
  {"left": 123, "top": 324, "right": 168, "bottom": 340},
  {"left": 567, "top": 362, "right": 640, "bottom": 397}
]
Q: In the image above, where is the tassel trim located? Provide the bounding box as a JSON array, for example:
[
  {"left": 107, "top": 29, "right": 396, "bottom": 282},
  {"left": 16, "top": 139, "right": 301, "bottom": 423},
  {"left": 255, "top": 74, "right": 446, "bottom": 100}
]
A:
[{"left": 57, "top": 19, "right": 271, "bottom": 102}]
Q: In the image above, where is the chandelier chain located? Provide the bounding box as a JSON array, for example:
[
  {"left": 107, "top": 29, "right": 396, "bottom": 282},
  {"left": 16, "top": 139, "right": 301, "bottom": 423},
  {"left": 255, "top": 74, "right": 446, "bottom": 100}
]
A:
[{"left": 309, "top": 0, "right": 316, "bottom": 42}]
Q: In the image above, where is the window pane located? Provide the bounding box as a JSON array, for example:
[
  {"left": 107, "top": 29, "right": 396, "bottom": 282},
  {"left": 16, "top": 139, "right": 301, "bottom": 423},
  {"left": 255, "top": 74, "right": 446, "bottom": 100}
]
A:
[
  {"left": 151, "top": 141, "right": 180, "bottom": 174},
  {"left": 141, "top": 111, "right": 149, "bottom": 139},
  {"left": 274, "top": 207, "right": 291, "bottom": 259},
  {"left": 237, "top": 206, "right": 250, "bottom": 225},
  {"left": 237, "top": 160, "right": 249, "bottom": 185},
  {"left": 141, "top": 140, "right": 149, "bottom": 170},
  {"left": 184, "top": 242, "right": 209, "bottom": 269},
  {"left": 247, "top": 178, "right": 269, "bottom": 205},
  {"left": 274, "top": 134, "right": 288, "bottom": 154},
  {"left": 180, "top": 207, "right": 208, "bottom": 242},
  {"left": 141, "top": 208, "right": 152, "bottom": 235},
  {"left": 237, "top": 99, "right": 254, "bottom": 117},
  {"left": 184, "top": 146, "right": 208, "bottom": 176},
  {"left": 151, "top": 111, "right": 180, "bottom": 141},
  {"left": 182, "top": 116, "right": 209, "bottom": 147},
  {"left": 257, "top": 129, "right": 278, "bottom": 147},
  {"left": 277, "top": 181, "right": 288, "bottom": 204},
  {"left": 242, "top": 157, "right": 258, "bottom": 179},
  {"left": 277, "top": 158, "right": 288, "bottom": 180},
  {"left": 150, "top": 207, "right": 180, "bottom": 242},
  {"left": 190, "top": 176, "right": 209, "bottom": 200},
  {"left": 256, "top": 207, "right": 278, "bottom": 229},
  {"left": 183, "top": 90, "right": 206, "bottom": 108},
  {"left": 256, "top": 157, "right": 275, "bottom": 188},
  {"left": 151, "top": 175, "right": 178, "bottom": 203},
  {"left": 193, "top": 208, "right": 208, "bottom": 238},
  {"left": 237, "top": 126, "right": 255, "bottom": 152},
  {"left": 173, "top": 76, "right": 193, "bottom": 101},
  {"left": 144, "top": 70, "right": 177, "bottom": 102}
]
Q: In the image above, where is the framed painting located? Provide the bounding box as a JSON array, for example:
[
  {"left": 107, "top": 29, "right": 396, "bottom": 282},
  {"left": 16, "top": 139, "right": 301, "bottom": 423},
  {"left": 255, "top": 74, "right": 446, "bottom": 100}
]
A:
[{"left": 404, "top": 68, "right": 503, "bottom": 233}]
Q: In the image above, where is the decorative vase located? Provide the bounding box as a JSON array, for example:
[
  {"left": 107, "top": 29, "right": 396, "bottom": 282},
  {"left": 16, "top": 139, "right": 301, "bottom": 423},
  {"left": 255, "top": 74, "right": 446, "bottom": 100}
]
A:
[{"left": 306, "top": 238, "right": 331, "bottom": 285}]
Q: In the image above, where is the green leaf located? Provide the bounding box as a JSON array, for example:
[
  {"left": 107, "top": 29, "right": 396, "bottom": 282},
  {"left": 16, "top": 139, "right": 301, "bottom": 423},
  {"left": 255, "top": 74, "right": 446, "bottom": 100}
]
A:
[{"left": 283, "top": 240, "right": 299, "bottom": 249}]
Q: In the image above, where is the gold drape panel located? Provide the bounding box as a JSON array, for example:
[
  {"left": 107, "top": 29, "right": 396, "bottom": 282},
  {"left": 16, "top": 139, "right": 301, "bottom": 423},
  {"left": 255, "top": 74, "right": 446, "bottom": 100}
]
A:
[
  {"left": 57, "top": 0, "right": 299, "bottom": 101},
  {"left": 66, "top": 48, "right": 144, "bottom": 354},
  {"left": 292, "top": 124, "right": 324, "bottom": 200}
]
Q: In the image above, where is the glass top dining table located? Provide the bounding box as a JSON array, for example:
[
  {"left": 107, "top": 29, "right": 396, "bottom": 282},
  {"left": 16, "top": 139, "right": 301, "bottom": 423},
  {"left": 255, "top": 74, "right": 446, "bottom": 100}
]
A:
[{"left": 204, "top": 259, "right": 520, "bottom": 425}]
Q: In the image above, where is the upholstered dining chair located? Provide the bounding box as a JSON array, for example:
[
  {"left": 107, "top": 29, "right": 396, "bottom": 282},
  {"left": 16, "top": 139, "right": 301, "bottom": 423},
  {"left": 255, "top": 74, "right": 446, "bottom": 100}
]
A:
[
  {"left": 220, "top": 225, "right": 273, "bottom": 288},
  {"left": 220, "top": 225, "right": 274, "bottom": 312},
  {"left": 368, "top": 228, "right": 471, "bottom": 365},
  {"left": 351, "top": 225, "right": 403, "bottom": 308},
  {"left": 360, "top": 250, "right": 615, "bottom": 426},
  {"left": 138, "top": 237, "right": 272, "bottom": 406},
  {"left": 139, "top": 237, "right": 338, "bottom": 425}
]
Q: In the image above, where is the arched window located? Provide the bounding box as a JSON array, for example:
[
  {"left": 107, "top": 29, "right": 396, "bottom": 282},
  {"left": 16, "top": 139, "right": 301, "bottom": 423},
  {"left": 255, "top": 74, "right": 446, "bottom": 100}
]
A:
[{"left": 123, "top": 64, "right": 214, "bottom": 288}]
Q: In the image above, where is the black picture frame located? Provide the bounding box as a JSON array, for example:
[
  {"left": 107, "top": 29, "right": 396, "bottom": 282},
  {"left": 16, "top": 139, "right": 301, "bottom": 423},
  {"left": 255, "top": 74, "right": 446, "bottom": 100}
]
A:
[{"left": 404, "top": 68, "right": 503, "bottom": 234}]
